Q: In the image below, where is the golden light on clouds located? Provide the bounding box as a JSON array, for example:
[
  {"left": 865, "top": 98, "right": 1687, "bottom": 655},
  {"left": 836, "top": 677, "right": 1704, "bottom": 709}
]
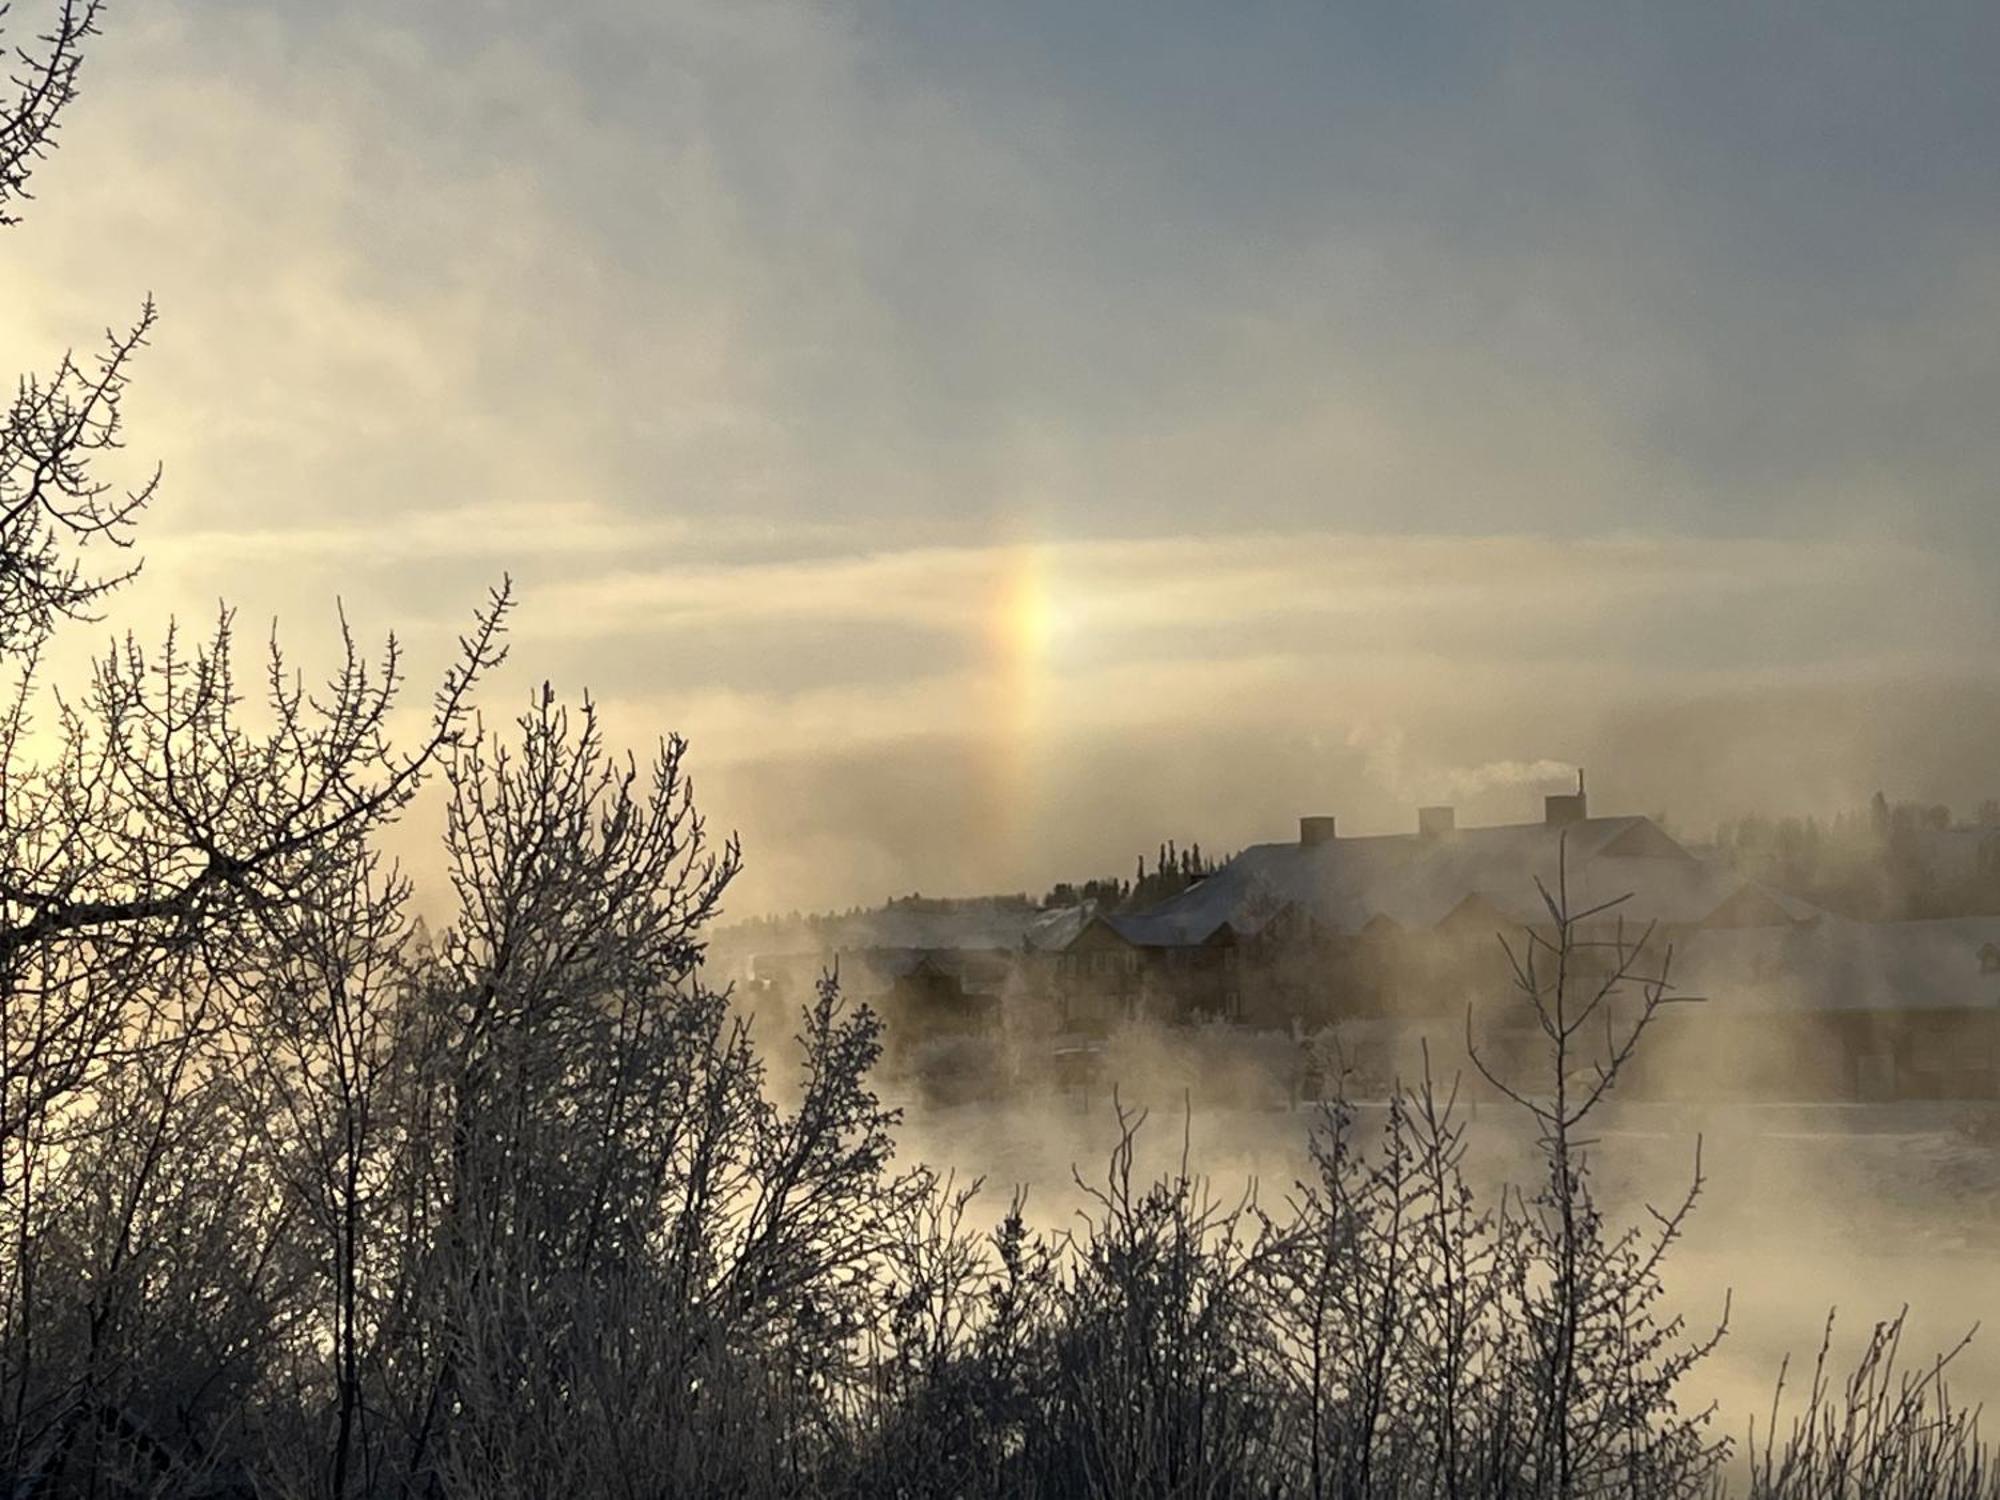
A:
[
  {"left": 980, "top": 542, "right": 1062, "bottom": 862},
  {"left": 4, "top": 1, "right": 1996, "bottom": 917}
]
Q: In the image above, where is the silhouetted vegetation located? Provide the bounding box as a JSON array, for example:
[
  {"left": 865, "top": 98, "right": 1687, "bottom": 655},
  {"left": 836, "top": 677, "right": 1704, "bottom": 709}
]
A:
[{"left": 1043, "top": 840, "right": 1225, "bottom": 911}]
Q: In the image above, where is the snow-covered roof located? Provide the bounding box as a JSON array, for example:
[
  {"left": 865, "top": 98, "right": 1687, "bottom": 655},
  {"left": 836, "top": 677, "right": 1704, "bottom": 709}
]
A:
[
  {"left": 1088, "top": 815, "right": 1814, "bottom": 950},
  {"left": 1101, "top": 909, "right": 1235, "bottom": 948},
  {"left": 1023, "top": 901, "right": 1098, "bottom": 952},
  {"left": 744, "top": 899, "right": 1053, "bottom": 957}
]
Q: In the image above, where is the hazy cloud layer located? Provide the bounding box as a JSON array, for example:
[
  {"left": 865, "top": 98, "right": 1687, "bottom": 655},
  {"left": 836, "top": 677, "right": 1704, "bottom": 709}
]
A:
[{"left": 8, "top": 1, "right": 1999, "bottom": 912}]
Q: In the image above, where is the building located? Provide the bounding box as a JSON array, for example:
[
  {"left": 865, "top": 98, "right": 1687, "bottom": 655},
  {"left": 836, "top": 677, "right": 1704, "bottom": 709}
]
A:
[
  {"left": 729, "top": 787, "right": 2000, "bottom": 1103},
  {"left": 1666, "top": 914, "right": 2000, "bottom": 1100},
  {"left": 741, "top": 895, "right": 1088, "bottom": 1065},
  {"left": 1052, "top": 786, "right": 1816, "bottom": 1040}
]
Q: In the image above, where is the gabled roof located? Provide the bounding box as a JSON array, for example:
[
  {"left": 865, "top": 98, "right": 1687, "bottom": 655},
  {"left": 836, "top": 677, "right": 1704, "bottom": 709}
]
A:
[
  {"left": 1023, "top": 901, "right": 1098, "bottom": 952},
  {"left": 1075, "top": 815, "right": 1815, "bottom": 952},
  {"left": 754, "top": 899, "right": 1050, "bottom": 957},
  {"left": 1098, "top": 910, "right": 1238, "bottom": 948}
]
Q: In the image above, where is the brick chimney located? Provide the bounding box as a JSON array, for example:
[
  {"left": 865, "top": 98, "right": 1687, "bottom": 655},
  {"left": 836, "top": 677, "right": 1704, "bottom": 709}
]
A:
[
  {"left": 1418, "top": 805, "right": 1456, "bottom": 837},
  {"left": 1299, "top": 815, "right": 1338, "bottom": 847},
  {"left": 1543, "top": 769, "right": 1588, "bottom": 828}
]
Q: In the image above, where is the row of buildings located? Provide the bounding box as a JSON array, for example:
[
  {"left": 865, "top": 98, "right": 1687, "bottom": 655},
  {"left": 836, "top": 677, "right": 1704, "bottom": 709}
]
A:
[{"left": 737, "top": 786, "right": 2000, "bottom": 1103}]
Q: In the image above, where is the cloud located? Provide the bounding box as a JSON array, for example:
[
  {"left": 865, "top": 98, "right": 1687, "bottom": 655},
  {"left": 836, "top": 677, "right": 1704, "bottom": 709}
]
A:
[
  {"left": 519, "top": 528, "right": 1986, "bottom": 677},
  {"left": 7, "top": 0, "right": 2000, "bottom": 914}
]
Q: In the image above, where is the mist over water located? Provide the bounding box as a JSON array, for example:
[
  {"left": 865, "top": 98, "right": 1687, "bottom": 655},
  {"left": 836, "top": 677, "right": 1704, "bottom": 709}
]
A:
[
  {"left": 724, "top": 798, "right": 2000, "bottom": 1466},
  {"left": 890, "top": 1080, "right": 2000, "bottom": 1458}
]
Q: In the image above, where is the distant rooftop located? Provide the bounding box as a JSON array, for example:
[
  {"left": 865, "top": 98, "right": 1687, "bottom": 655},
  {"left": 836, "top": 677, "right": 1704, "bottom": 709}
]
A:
[
  {"left": 730, "top": 893, "right": 1080, "bottom": 958},
  {"left": 1092, "top": 809, "right": 1816, "bottom": 949}
]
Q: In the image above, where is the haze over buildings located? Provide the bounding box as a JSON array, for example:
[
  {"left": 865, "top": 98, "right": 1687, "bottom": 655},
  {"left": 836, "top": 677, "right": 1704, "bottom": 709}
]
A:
[{"left": 725, "top": 784, "right": 2000, "bottom": 1109}]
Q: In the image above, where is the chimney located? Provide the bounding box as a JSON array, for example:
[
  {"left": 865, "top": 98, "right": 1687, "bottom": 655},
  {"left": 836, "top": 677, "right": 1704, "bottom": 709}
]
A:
[
  {"left": 1543, "top": 768, "right": 1588, "bottom": 828},
  {"left": 1418, "top": 805, "right": 1456, "bottom": 837},
  {"left": 1299, "top": 815, "right": 1338, "bottom": 847}
]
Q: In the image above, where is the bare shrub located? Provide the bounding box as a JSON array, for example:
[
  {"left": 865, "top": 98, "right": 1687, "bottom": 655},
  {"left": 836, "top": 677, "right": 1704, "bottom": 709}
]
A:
[{"left": 1743, "top": 1311, "right": 1996, "bottom": 1500}]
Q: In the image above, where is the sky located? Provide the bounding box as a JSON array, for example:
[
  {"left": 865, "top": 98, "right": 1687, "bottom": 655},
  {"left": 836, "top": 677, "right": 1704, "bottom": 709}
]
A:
[{"left": 8, "top": 0, "right": 2000, "bottom": 915}]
